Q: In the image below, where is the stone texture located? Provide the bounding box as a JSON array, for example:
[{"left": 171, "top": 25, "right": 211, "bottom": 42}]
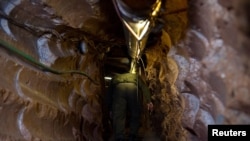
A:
[
  {"left": 170, "top": 0, "right": 250, "bottom": 141},
  {"left": 0, "top": 0, "right": 249, "bottom": 141}
]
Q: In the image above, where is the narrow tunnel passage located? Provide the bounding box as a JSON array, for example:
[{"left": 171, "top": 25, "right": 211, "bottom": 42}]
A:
[{"left": 0, "top": 0, "right": 250, "bottom": 141}]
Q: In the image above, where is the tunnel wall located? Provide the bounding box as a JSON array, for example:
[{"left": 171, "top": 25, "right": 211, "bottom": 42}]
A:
[
  {"left": 0, "top": 0, "right": 249, "bottom": 141},
  {"left": 168, "top": 0, "right": 250, "bottom": 140},
  {"left": 0, "top": 0, "right": 103, "bottom": 140}
]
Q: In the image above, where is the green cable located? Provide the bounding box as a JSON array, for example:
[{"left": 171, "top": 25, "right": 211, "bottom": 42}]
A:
[{"left": 0, "top": 39, "right": 99, "bottom": 85}]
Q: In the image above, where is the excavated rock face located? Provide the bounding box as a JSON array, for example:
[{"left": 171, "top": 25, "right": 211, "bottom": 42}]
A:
[
  {"left": 172, "top": 0, "right": 250, "bottom": 140},
  {"left": 0, "top": 0, "right": 249, "bottom": 141},
  {"left": 0, "top": 0, "right": 104, "bottom": 140}
]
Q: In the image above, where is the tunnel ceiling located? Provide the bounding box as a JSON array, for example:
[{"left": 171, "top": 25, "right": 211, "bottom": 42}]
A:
[{"left": 0, "top": 0, "right": 250, "bottom": 141}]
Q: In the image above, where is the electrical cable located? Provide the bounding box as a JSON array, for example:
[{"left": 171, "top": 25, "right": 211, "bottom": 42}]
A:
[{"left": 0, "top": 38, "right": 99, "bottom": 85}]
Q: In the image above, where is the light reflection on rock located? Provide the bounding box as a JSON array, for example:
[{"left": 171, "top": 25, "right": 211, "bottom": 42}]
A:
[
  {"left": 0, "top": 19, "right": 15, "bottom": 39},
  {"left": 182, "top": 93, "right": 200, "bottom": 129},
  {"left": 36, "top": 34, "right": 57, "bottom": 66}
]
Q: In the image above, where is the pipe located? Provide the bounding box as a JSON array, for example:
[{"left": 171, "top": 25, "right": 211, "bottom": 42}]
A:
[{"left": 112, "top": 0, "right": 162, "bottom": 72}]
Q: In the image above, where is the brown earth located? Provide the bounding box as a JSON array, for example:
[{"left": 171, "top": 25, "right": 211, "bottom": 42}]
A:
[{"left": 0, "top": 0, "right": 249, "bottom": 141}]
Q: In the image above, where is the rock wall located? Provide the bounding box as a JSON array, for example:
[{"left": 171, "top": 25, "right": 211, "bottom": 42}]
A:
[
  {"left": 0, "top": 0, "right": 249, "bottom": 141},
  {"left": 0, "top": 0, "right": 103, "bottom": 140},
  {"left": 169, "top": 0, "right": 250, "bottom": 140}
]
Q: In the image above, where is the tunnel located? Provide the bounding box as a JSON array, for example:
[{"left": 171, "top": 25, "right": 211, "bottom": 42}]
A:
[{"left": 0, "top": 0, "right": 249, "bottom": 141}]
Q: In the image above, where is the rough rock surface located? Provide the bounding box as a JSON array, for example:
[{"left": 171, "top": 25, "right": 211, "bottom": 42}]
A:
[
  {"left": 0, "top": 0, "right": 249, "bottom": 141},
  {"left": 170, "top": 0, "right": 250, "bottom": 140}
]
